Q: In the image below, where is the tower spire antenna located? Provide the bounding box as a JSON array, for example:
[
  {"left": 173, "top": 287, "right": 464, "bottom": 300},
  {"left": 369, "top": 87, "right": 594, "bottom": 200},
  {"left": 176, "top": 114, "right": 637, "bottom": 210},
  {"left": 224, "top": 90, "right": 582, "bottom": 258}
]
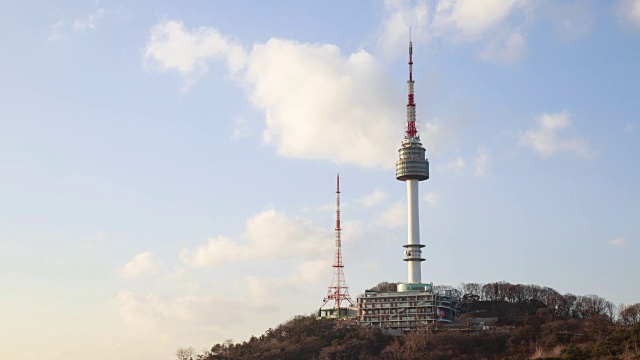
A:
[
  {"left": 406, "top": 33, "right": 418, "bottom": 138},
  {"left": 319, "top": 173, "right": 354, "bottom": 317},
  {"left": 336, "top": 173, "right": 340, "bottom": 233}
]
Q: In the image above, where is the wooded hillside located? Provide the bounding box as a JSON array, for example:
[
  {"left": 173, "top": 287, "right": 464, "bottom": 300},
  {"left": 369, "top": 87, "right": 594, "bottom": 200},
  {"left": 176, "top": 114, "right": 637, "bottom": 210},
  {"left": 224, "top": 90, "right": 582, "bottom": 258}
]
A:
[{"left": 177, "top": 281, "right": 640, "bottom": 360}]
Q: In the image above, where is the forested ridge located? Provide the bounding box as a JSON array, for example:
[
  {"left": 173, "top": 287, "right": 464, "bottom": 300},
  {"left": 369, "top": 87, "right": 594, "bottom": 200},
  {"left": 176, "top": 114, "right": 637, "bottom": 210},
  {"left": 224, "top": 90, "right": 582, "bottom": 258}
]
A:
[{"left": 176, "top": 281, "right": 640, "bottom": 360}]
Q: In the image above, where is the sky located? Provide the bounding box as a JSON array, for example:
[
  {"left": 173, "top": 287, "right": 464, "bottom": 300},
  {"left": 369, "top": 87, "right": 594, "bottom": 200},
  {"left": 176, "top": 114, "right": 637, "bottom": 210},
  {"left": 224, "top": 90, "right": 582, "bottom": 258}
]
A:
[{"left": 1, "top": 0, "right": 639, "bottom": 359}]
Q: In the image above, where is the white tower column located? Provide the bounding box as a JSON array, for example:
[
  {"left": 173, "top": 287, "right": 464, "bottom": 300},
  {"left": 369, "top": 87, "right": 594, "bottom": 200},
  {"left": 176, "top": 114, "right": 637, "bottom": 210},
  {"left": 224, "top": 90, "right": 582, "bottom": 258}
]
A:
[{"left": 407, "top": 179, "right": 421, "bottom": 283}]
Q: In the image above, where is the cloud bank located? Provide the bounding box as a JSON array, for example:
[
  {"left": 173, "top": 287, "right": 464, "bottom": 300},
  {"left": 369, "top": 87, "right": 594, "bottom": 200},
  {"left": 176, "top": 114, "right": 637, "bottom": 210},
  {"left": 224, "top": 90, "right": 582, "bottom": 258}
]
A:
[
  {"left": 143, "top": 3, "right": 598, "bottom": 169},
  {"left": 180, "top": 209, "right": 331, "bottom": 268},
  {"left": 519, "top": 111, "right": 592, "bottom": 158},
  {"left": 356, "top": 189, "right": 389, "bottom": 208},
  {"left": 377, "top": 0, "right": 531, "bottom": 64},
  {"left": 120, "top": 252, "right": 162, "bottom": 279},
  {"left": 143, "top": 20, "right": 247, "bottom": 91},
  {"left": 616, "top": 0, "right": 640, "bottom": 29},
  {"left": 474, "top": 147, "right": 489, "bottom": 176},
  {"left": 608, "top": 236, "right": 627, "bottom": 248},
  {"left": 144, "top": 21, "right": 402, "bottom": 168},
  {"left": 376, "top": 0, "right": 599, "bottom": 65}
]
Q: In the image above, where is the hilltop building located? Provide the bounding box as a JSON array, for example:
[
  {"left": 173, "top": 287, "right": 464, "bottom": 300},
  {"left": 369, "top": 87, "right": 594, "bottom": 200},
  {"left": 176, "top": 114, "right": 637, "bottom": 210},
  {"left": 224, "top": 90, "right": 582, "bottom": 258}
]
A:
[{"left": 356, "top": 39, "right": 459, "bottom": 330}]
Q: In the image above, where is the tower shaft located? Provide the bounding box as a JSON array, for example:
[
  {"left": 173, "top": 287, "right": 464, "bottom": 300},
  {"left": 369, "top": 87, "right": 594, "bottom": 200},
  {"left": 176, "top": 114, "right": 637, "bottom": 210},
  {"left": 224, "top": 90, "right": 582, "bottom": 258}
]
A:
[{"left": 406, "top": 179, "right": 423, "bottom": 283}]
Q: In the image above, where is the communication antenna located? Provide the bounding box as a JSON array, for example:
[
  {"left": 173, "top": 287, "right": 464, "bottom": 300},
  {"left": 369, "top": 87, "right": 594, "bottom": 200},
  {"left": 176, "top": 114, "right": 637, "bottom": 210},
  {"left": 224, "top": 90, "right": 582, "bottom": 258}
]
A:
[{"left": 319, "top": 174, "right": 354, "bottom": 316}]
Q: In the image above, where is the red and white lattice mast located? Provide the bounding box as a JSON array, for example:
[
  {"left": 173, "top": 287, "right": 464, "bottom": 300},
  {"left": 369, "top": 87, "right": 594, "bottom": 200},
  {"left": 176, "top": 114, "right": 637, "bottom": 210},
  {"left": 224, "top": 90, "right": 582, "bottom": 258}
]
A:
[{"left": 319, "top": 174, "right": 354, "bottom": 317}]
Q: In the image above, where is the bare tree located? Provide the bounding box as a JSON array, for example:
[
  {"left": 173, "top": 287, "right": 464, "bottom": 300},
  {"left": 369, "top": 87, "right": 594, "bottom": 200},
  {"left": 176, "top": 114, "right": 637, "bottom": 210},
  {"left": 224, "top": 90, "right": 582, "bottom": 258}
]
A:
[
  {"left": 176, "top": 347, "right": 196, "bottom": 360},
  {"left": 210, "top": 339, "right": 234, "bottom": 359},
  {"left": 619, "top": 303, "right": 640, "bottom": 326},
  {"left": 482, "top": 281, "right": 511, "bottom": 301},
  {"left": 547, "top": 293, "right": 577, "bottom": 319},
  {"left": 370, "top": 281, "right": 398, "bottom": 293},
  {"left": 574, "top": 294, "right": 615, "bottom": 320},
  {"left": 460, "top": 282, "right": 482, "bottom": 302},
  {"left": 537, "top": 286, "right": 559, "bottom": 305},
  {"left": 503, "top": 284, "right": 515, "bottom": 303},
  {"left": 433, "top": 285, "right": 462, "bottom": 298}
]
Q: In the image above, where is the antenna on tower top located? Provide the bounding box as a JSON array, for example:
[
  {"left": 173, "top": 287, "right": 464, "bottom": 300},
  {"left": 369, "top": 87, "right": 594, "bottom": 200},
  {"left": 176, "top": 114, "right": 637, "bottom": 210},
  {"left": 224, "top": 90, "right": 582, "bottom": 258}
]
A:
[
  {"left": 336, "top": 173, "right": 340, "bottom": 232},
  {"left": 406, "top": 31, "right": 418, "bottom": 138}
]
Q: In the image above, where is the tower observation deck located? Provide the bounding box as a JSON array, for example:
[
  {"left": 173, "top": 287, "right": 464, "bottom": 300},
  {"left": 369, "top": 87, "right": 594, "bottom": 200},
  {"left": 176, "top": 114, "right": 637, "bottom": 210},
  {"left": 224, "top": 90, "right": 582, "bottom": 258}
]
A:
[{"left": 396, "top": 39, "right": 430, "bottom": 288}]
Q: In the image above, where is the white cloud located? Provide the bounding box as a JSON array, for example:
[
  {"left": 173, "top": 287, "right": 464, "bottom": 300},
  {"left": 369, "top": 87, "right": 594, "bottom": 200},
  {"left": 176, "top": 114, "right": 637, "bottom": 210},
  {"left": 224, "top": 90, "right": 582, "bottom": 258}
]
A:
[
  {"left": 295, "top": 259, "right": 330, "bottom": 283},
  {"left": 432, "top": 0, "right": 520, "bottom": 38},
  {"left": 474, "top": 147, "right": 489, "bottom": 176},
  {"left": 143, "top": 20, "right": 247, "bottom": 91},
  {"left": 542, "top": 2, "right": 594, "bottom": 41},
  {"left": 377, "top": 0, "right": 597, "bottom": 65},
  {"left": 144, "top": 21, "right": 402, "bottom": 168},
  {"left": 616, "top": 0, "right": 640, "bottom": 29},
  {"left": 424, "top": 192, "right": 439, "bottom": 205},
  {"left": 342, "top": 220, "right": 364, "bottom": 245},
  {"left": 378, "top": 0, "right": 525, "bottom": 56},
  {"left": 236, "top": 258, "right": 332, "bottom": 308},
  {"left": 47, "top": 19, "right": 66, "bottom": 42},
  {"left": 608, "top": 236, "right": 627, "bottom": 248},
  {"left": 246, "top": 39, "right": 401, "bottom": 167},
  {"left": 419, "top": 119, "right": 462, "bottom": 157},
  {"left": 377, "top": 0, "right": 532, "bottom": 63},
  {"left": 180, "top": 209, "right": 331, "bottom": 268},
  {"left": 231, "top": 116, "right": 251, "bottom": 139},
  {"left": 360, "top": 260, "right": 380, "bottom": 271},
  {"left": 377, "top": 0, "right": 430, "bottom": 56},
  {"left": 376, "top": 202, "right": 407, "bottom": 228},
  {"left": 47, "top": 8, "right": 114, "bottom": 42},
  {"left": 120, "top": 252, "right": 162, "bottom": 280},
  {"left": 116, "top": 252, "right": 335, "bottom": 351},
  {"left": 432, "top": 0, "right": 530, "bottom": 64},
  {"left": 519, "top": 111, "right": 592, "bottom": 158},
  {"left": 162, "top": 267, "right": 187, "bottom": 282},
  {"left": 625, "top": 122, "right": 636, "bottom": 133},
  {"left": 446, "top": 157, "right": 466, "bottom": 172},
  {"left": 356, "top": 189, "right": 389, "bottom": 208},
  {"left": 239, "top": 259, "right": 331, "bottom": 308},
  {"left": 113, "top": 290, "right": 263, "bottom": 340},
  {"left": 113, "top": 210, "right": 338, "bottom": 351},
  {"left": 180, "top": 235, "right": 244, "bottom": 268},
  {"left": 420, "top": 121, "right": 442, "bottom": 153},
  {"left": 72, "top": 9, "right": 106, "bottom": 31},
  {"left": 477, "top": 29, "right": 526, "bottom": 64}
]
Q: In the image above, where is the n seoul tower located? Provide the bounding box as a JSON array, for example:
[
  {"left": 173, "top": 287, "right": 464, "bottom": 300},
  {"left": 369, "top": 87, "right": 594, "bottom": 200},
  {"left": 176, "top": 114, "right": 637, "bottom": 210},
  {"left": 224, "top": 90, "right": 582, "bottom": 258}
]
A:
[
  {"left": 356, "top": 38, "right": 459, "bottom": 328},
  {"left": 395, "top": 37, "right": 430, "bottom": 288}
]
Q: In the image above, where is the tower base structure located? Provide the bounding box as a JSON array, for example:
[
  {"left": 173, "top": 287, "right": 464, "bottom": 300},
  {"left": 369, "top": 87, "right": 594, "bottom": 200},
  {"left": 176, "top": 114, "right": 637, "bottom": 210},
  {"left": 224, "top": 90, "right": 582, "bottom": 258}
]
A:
[
  {"left": 318, "top": 307, "right": 358, "bottom": 319},
  {"left": 357, "top": 284, "right": 460, "bottom": 330}
]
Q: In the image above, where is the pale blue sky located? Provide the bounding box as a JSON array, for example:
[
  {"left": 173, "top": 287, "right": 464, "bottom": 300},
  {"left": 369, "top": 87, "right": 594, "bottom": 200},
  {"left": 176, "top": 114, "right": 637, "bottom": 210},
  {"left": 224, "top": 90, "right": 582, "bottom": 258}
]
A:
[{"left": 1, "top": 1, "right": 639, "bottom": 359}]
